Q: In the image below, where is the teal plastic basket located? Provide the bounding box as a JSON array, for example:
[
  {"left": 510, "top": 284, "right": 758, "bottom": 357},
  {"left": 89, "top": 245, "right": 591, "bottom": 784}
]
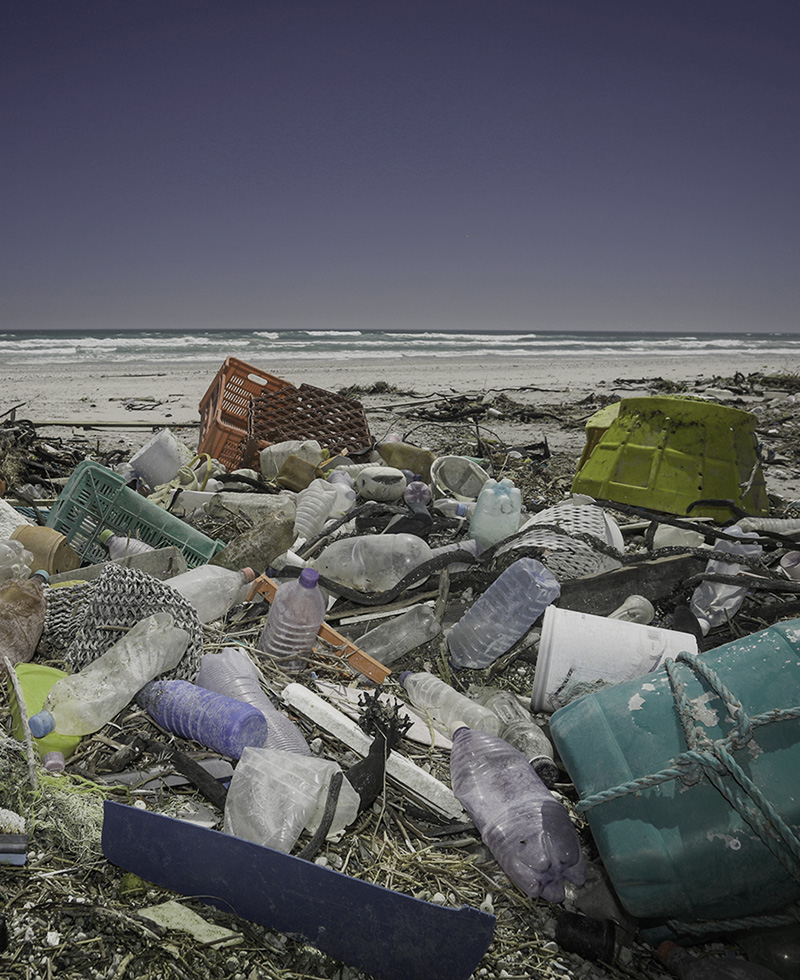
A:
[{"left": 46, "top": 460, "right": 225, "bottom": 568}]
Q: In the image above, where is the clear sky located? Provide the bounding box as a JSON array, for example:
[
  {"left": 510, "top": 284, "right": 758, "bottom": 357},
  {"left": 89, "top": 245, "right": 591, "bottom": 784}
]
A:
[{"left": 3, "top": 1, "right": 799, "bottom": 334}]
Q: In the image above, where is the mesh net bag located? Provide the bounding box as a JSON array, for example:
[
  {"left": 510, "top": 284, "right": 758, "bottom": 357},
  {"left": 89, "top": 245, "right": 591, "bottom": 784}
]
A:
[{"left": 43, "top": 564, "right": 203, "bottom": 681}]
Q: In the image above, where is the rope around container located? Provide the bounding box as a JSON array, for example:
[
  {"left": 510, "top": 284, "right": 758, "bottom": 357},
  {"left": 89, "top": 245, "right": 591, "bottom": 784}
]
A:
[{"left": 574, "top": 649, "right": 800, "bottom": 937}]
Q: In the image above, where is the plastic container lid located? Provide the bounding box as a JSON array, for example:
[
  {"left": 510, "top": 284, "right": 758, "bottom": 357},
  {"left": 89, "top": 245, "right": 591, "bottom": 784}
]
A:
[
  {"left": 28, "top": 710, "right": 56, "bottom": 738},
  {"left": 299, "top": 568, "right": 319, "bottom": 589}
]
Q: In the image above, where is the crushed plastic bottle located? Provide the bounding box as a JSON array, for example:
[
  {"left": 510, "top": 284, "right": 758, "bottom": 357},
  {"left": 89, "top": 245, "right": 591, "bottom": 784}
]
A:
[
  {"left": 689, "top": 526, "right": 762, "bottom": 635},
  {"left": 98, "top": 529, "right": 155, "bottom": 559},
  {"left": 449, "top": 726, "right": 586, "bottom": 902},
  {"left": 293, "top": 479, "right": 342, "bottom": 543},
  {"left": 355, "top": 605, "right": 442, "bottom": 666},
  {"left": 28, "top": 613, "right": 189, "bottom": 737},
  {"left": 399, "top": 671, "right": 500, "bottom": 736},
  {"left": 195, "top": 647, "right": 310, "bottom": 755},
  {"left": 165, "top": 565, "right": 255, "bottom": 625},
  {"left": 446, "top": 558, "right": 560, "bottom": 669},
  {"left": 0, "top": 538, "right": 33, "bottom": 582},
  {"left": 310, "top": 533, "right": 435, "bottom": 593}
]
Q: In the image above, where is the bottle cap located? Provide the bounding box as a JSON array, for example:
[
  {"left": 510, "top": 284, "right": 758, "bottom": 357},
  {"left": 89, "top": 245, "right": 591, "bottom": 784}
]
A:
[
  {"left": 299, "top": 568, "right": 319, "bottom": 589},
  {"left": 28, "top": 711, "right": 56, "bottom": 738},
  {"left": 42, "top": 751, "right": 66, "bottom": 773},
  {"left": 398, "top": 671, "right": 413, "bottom": 687},
  {"left": 242, "top": 567, "right": 256, "bottom": 582},
  {"left": 98, "top": 529, "right": 114, "bottom": 545},
  {"left": 32, "top": 570, "right": 50, "bottom": 583}
]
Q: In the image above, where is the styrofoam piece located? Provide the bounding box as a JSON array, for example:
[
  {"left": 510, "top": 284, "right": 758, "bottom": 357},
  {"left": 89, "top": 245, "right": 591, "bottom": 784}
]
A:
[
  {"left": 313, "top": 680, "right": 453, "bottom": 750},
  {"left": 282, "top": 683, "right": 465, "bottom": 820}
]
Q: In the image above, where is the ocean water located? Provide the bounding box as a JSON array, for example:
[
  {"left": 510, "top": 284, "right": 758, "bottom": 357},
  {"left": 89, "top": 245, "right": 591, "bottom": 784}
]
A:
[{"left": 1, "top": 328, "right": 798, "bottom": 365}]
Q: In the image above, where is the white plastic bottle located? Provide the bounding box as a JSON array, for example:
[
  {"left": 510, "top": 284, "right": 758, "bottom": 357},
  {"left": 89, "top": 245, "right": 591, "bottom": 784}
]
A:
[
  {"left": 689, "top": 526, "right": 762, "bottom": 635},
  {"left": 399, "top": 671, "right": 501, "bottom": 736},
  {"left": 99, "top": 529, "right": 155, "bottom": 559},
  {"left": 257, "top": 568, "right": 326, "bottom": 672},
  {"left": 165, "top": 566, "right": 255, "bottom": 624},
  {"left": 293, "top": 479, "right": 341, "bottom": 543},
  {"left": 446, "top": 558, "right": 560, "bottom": 669},
  {"left": 28, "top": 613, "right": 189, "bottom": 737},
  {"left": 356, "top": 605, "right": 442, "bottom": 666},
  {"left": 195, "top": 647, "right": 311, "bottom": 754},
  {"left": 468, "top": 478, "right": 522, "bottom": 550}
]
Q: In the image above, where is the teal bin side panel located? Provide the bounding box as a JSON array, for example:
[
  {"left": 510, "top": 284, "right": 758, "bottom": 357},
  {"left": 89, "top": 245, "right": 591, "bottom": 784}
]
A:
[
  {"left": 549, "top": 620, "right": 800, "bottom": 923},
  {"left": 47, "top": 459, "right": 225, "bottom": 568}
]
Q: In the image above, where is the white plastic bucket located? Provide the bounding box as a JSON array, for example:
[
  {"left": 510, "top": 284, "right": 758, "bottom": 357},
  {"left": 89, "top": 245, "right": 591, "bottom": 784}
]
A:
[
  {"left": 128, "top": 429, "right": 191, "bottom": 490},
  {"left": 531, "top": 606, "right": 698, "bottom": 713}
]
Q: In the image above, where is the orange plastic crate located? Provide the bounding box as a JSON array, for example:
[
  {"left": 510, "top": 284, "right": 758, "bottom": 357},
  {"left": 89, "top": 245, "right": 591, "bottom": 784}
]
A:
[{"left": 197, "top": 357, "right": 293, "bottom": 471}]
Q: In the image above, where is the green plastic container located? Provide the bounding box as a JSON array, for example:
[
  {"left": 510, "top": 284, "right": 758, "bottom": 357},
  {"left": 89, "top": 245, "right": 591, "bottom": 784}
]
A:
[
  {"left": 549, "top": 618, "right": 800, "bottom": 926},
  {"left": 46, "top": 459, "right": 225, "bottom": 568},
  {"left": 571, "top": 396, "right": 769, "bottom": 520},
  {"left": 8, "top": 663, "right": 82, "bottom": 760}
]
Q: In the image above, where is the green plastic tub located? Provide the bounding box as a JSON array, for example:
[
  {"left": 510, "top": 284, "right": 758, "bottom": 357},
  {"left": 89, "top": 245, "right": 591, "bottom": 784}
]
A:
[{"left": 549, "top": 618, "right": 800, "bottom": 928}]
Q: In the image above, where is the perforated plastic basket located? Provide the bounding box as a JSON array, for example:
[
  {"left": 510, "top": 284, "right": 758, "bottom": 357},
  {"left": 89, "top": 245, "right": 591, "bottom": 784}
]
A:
[
  {"left": 46, "top": 460, "right": 225, "bottom": 567},
  {"left": 197, "top": 357, "right": 294, "bottom": 471}
]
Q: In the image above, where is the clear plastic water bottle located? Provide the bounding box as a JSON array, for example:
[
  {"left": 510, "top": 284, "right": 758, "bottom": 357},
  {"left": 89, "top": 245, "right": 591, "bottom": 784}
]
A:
[
  {"left": 293, "top": 479, "right": 341, "bottom": 543},
  {"left": 195, "top": 647, "right": 310, "bottom": 755},
  {"left": 689, "top": 526, "right": 762, "bottom": 635},
  {"left": 256, "top": 568, "right": 326, "bottom": 672},
  {"left": 473, "top": 688, "right": 559, "bottom": 786},
  {"left": 165, "top": 566, "right": 256, "bottom": 624},
  {"left": 356, "top": 605, "right": 442, "bottom": 666},
  {"left": 468, "top": 477, "right": 522, "bottom": 550},
  {"left": 28, "top": 613, "right": 189, "bottom": 737},
  {"left": 0, "top": 570, "right": 49, "bottom": 676},
  {"left": 399, "top": 671, "right": 501, "bottom": 736},
  {"left": 0, "top": 538, "right": 33, "bottom": 582},
  {"left": 136, "top": 678, "right": 268, "bottom": 759},
  {"left": 446, "top": 558, "right": 560, "bottom": 669},
  {"left": 449, "top": 726, "right": 587, "bottom": 902},
  {"left": 99, "top": 529, "right": 155, "bottom": 559},
  {"left": 310, "top": 533, "right": 434, "bottom": 592}
]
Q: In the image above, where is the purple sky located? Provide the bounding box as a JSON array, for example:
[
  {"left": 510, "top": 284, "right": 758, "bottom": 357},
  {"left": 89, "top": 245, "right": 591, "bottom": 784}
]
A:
[{"left": 3, "top": 1, "right": 799, "bottom": 333}]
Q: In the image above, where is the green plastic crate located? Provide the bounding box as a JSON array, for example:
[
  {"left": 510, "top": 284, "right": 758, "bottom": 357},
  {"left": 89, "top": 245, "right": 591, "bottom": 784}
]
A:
[{"left": 46, "top": 459, "right": 225, "bottom": 568}]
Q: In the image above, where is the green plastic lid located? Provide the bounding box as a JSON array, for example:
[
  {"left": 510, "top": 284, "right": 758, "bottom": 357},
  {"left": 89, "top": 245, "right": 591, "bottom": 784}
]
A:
[{"left": 98, "top": 529, "right": 114, "bottom": 545}]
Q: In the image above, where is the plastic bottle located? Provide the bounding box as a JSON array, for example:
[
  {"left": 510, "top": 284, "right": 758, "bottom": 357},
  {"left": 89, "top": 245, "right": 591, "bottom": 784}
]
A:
[
  {"left": 473, "top": 688, "right": 559, "bottom": 786},
  {"left": 657, "top": 941, "right": 782, "bottom": 979},
  {"left": 28, "top": 613, "right": 189, "bottom": 737},
  {"left": 608, "top": 594, "right": 655, "bottom": 624},
  {"left": 165, "top": 566, "right": 256, "bottom": 624},
  {"left": 433, "top": 498, "right": 477, "bottom": 520},
  {"left": 399, "top": 671, "right": 501, "bottom": 736},
  {"left": 256, "top": 568, "right": 326, "bottom": 672},
  {"left": 446, "top": 558, "right": 560, "bottom": 669},
  {"left": 689, "top": 526, "right": 763, "bottom": 635},
  {"left": 195, "top": 647, "right": 310, "bottom": 755},
  {"left": 0, "top": 538, "right": 33, "bottom": 582},
  {"left": 310, "top": 533, "right": 434, "bottom": 593},
  {"left": 293, "top": 479, "right": 341, "bottom": 543},
  {"left": 0, "top": 571, "right": 49, "bottom": 675},
  {"left": 356, "top": 605, "right": 442, "bottom": 666},
  {"left": 136, "top": 678, "right": 268, "bottom": 759},
  {"left": 468, "top": 477, "right": 522, "bottom": 550},
  {"left": 98, "top": 529, "right": 155, "bottom": 559},
  {"left": 449, "top": 727, "right": 587, "bottom": 901}
]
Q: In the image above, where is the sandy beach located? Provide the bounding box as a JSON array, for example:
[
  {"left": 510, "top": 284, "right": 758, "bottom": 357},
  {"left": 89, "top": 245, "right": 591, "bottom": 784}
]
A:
[{"left": 3, "top": 350, "right": 800, "bottom": 500}]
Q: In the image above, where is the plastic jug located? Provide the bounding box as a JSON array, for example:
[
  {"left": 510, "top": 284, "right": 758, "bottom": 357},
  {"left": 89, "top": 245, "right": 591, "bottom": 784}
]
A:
[
  {"left": 468, "top": 478, "right": 522, "bottom": 550},
  {"left": 549, "top": 618, "right": 800, "bottom": 926}
]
